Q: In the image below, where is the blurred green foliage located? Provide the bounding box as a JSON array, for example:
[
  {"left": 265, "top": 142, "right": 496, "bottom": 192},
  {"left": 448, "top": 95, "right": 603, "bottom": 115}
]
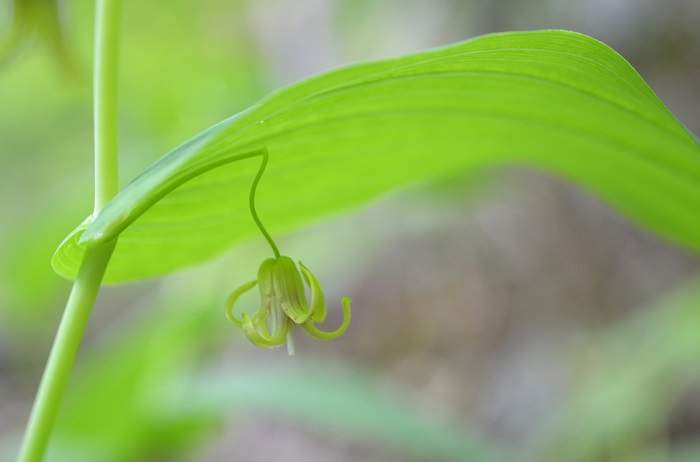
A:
[
  {"left": 0, "top": 0, "right": 267, "bottom": 321},
  {"left": 2, "top": 1, "right": 700, "bottom": 462},
  {"left": 1, "top": 0, "right": 74, "bottom": 74}
]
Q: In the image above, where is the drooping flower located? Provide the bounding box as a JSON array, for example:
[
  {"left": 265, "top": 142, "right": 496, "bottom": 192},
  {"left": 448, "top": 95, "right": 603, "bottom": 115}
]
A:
[{"left": 225, "top": 256, "right": 351, "bottom": 355}]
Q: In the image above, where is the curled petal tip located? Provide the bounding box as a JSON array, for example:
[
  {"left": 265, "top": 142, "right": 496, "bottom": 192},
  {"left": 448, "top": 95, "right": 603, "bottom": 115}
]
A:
[
  {"left": 241, "top": 313, "right": 287, "bottom": 348},
  {"left": 300, "top": 296, "right": 351, "bottom": 341},
  {"left": 224, "top": 279, "right": 257, "bottom": 326}
]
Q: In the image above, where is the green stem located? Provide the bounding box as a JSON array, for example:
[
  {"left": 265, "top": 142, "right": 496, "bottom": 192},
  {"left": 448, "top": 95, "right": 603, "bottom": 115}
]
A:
[
  {"left": 16, "top": 242, "right": 116, "bottom": 462},
  {"left": 250, "top": 149, "right": 281, "bottom": 258},
  {"left": 17, "top": 1, "right": 122, "bottom": 460},
  {"left": 93, "top": 0, "right": 122, "bottom": 213}
]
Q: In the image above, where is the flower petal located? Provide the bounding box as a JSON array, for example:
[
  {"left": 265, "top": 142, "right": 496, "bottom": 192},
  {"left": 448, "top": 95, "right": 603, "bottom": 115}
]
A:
[
  {"left": 273, "top": 256, "right": 311, "bottom": 323},
  {"left": 224, "top": 279, "right": 257, "bottom": 326},
  {"left": 299, "top": 260, "right": 327, "bottom": 323},
  {"left": 300, "top": 297, "right": 352, "bottom": 340},
  {"left": 241, "top": 313, "right": 288, "bottom": 348}
]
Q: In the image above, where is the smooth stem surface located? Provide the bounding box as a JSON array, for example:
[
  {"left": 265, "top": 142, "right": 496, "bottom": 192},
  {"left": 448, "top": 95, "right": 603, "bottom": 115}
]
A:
[
  {"left": 17, "top": 243, "right": 116, "bottom": 462},
  {"left": 94, "top": 0, "right": 121, "bottom": 213},
  {"left": 18, "top": 0, "right": 122, "bottom": 460},
  {"left": 249, "top": 149, "right": 281, "bottom": 258}
]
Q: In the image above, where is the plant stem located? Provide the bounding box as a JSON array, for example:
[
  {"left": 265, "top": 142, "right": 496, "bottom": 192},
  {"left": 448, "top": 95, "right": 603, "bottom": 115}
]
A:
[
  {"left": 16, "top": 242, "right": 116, "bottom": 462},
  {"left": 249, "top": 149, "right": 281, "bottom": 258},
  {"left": 94, "top": 0, "right": 122, "bottom": 213},
  {"left": 17, "top": 1, "right": 122, "bottom": 460}
]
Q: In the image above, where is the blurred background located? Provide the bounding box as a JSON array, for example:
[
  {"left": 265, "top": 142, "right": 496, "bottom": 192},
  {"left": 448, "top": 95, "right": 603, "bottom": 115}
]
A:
[{"left": 1, "top": 0, "right": 700, "bottom": 461}]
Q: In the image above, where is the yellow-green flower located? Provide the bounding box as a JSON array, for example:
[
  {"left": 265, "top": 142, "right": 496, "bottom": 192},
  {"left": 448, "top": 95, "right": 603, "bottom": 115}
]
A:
[{"left": 225, "top": 256, "right": 351, "bottom": 355}]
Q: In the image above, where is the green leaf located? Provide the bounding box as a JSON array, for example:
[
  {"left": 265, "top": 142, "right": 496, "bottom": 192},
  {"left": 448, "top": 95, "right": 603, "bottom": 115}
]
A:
[{"left": 52, "top": 30, "right": 700, "bottom": 283}]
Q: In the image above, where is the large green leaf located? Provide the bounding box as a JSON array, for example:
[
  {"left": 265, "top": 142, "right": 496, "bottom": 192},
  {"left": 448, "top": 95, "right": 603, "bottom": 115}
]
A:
[{"left": 52, "top": 30, "right": 700, "bottom": 283}]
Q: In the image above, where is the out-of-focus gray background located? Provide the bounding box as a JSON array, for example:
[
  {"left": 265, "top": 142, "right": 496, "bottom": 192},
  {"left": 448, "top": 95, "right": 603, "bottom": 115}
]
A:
[{"left": 1, "top": 0, "right": 699, "bottom": 461}]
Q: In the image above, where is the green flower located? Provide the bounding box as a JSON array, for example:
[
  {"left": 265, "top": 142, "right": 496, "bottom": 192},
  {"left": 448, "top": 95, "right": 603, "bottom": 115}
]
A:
[{"left": 225, "top": 256, "right": 352, "bottom": 354}]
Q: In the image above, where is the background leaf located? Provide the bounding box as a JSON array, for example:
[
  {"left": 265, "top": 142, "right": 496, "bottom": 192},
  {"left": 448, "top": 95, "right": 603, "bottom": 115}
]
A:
[
  {"left": 5, "top": 3, "right": 700, "bottom": 461},
  {"left": 3, "top": 265, "right": 506, "bottom": 462},
  {"left": 52, "top": 29, "right": 700, "bottom": 283},
  {"left": 530, "top": 277, "right": 700, "bottom": 461}
]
